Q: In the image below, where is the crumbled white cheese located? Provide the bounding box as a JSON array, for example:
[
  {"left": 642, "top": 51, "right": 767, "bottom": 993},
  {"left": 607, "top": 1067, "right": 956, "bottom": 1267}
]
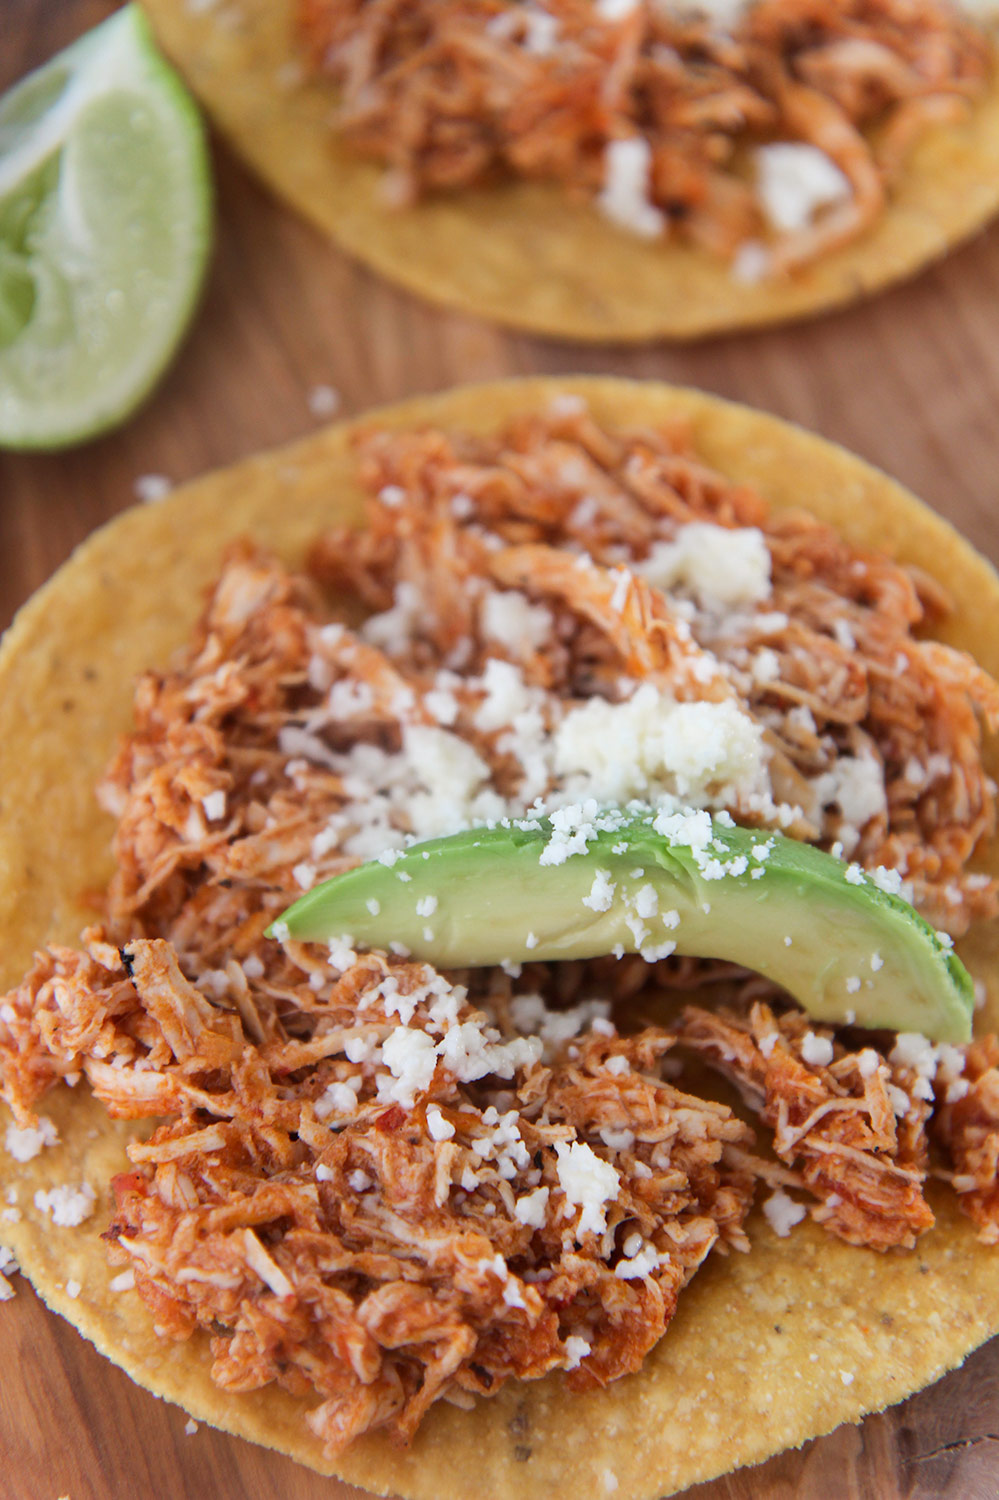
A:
[
  {"left": 665, "top": 0, "right": 752, "bottom": 25},
  {"left": 201, "top": 789, "right": 226, "bottom": 821},
  {"left": 514, "top": 1185, "right": 550, "bottom": 1228},
  {"left": 554, "top": 1141, "right": 621, "bottom": 1236},
  {"left": 814, "top": 755, "right": 887, "bottom": 848},
  {"left": 597, "top": 137, "right": 665, "bottom": 240},
  {"left": 404, "top": 726, "right": 506, "bottom": 841},
  {"left": 509, "top": 993, "right": 612, "bottom": 1056},
  {"left": 33, "top": 1182, "right": 96, "bottom": 1227},
  {"left": 5, "top": 1115, "right": 59, "bottom": 1163},
  {"left": 887, "top": 1083, "right": 912, "bottom": 1118},
  {"left": 538, "top": 800, "right": 604, "bottom": 867},
  {"left": 731, "top": 240, "right": 772, "bottom": 285},
  {"left": 481, "top": 590, "right": 553, "bottom": 656},
  {"left": 874, "top": 866, "right": 911, "bottom": 903},
  {"left": 362, "top": 580, "right": 425, "bottom": 654},
  {"left": 800, "top": 1032, "right": 834, "bottom": 1068},
  {"left": 889, "top": 1032, "right": 937, "bottom": 1075},
  {"left": 638, "top": 523, "right": 771, "bottom": 613},
  {"left": 437, "top": 1019, "right": 542, "bottom": 1086},
  {"left": 956, "top": 0, "right": 999, "bottom": 19},
  {"left": 424, "top": 687, "right": 459, "bottom": 726},
  {"left": 307, "top": 383, "right": 340, "bottom": 419},
  {"left": 555, "top": 686, "right": 769, "bottom": 809},
  {"left": 314, "top": 1082, "right": 359, "bottom": 1121},
  {"left": 756, "top": 143, "right": 851, "bottom": 234},
  {"left": 503, "top": 1277, "right": 528, "bottom": 1310},
  {"left": 615, "top": 1241, "right": 660, "bottom": 1279},
  {"left": 633, "top": 883, "right": 659, "bottom": 920},
  {"left": 564, "top": 1333, "right": 591, "bottom": 1370},
  {"left": 109, "top": 1269, "right": 135, "bottom": 1292},
  {"left": 752, "top": 648, "right": 781, "bottom": 685},
  {"left": 763, "top": 1188, "right": 807, "bottom": 1238},
  {"left": 426, "top": 1106, "right": 456, "bottom": 1142},
  {"left": 134, "top": 472, "right": 172, "bottom": 504},
  {"left": 519, "top": 4, "right": 560, "bottom": 52},
  {"left": 378, "top": 1027, "right": 438, "bottom": 1107},
  {"left": 582, "top": 868, "right": 616, "bottom": 912},
  {"left": 473, "top": 657, "right": 539, "bottom": 734},
  {"left": 328, "top": 938, "right": 357, "bottom": 972}
]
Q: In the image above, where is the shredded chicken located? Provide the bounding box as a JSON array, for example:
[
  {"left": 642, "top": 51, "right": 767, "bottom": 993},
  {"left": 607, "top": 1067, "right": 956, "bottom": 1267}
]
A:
[
  {"left": 311, "top": 404, "right": 999, "bottom": 930},
  {"left": 3, "top": 931, "right": 763, "bottom": 1449},
  {"left": 934, "top": 1035, "right": 999, "bottom": 1241},
  {"left": 297, "top": 0, "right": 992, "bottom": 268},
  {"left": 674, "top": 1001, "right": 936, "bottom": 1249},
  {"left": 2, "top": 402, "right": 999, "bottom": 1452}
]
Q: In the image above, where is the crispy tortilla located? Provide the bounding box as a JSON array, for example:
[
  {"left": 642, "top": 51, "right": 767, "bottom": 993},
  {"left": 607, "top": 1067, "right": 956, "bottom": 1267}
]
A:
[
  {"left": 2, "top": 377, "right": 999, "bottom": 1499},
  {"left": 137, "top": 0, "right": 999, "bottom": 343}
]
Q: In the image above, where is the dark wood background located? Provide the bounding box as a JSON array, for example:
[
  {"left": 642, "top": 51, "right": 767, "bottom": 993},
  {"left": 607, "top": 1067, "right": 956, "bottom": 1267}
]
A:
[{"left": 4, "top": 3, "right": 999, "bottom": 1496}]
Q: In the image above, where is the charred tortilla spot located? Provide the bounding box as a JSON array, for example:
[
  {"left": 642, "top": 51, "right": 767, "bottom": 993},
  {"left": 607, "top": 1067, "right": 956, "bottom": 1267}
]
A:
[{"left": 508, "top": 1404, "right": 530, "bottom": 1440}]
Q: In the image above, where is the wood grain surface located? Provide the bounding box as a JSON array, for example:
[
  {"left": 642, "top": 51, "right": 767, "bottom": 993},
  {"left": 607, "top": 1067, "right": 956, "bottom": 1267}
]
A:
[{"left": 4, "top": 3, "right": 999, "bottom": 1497}]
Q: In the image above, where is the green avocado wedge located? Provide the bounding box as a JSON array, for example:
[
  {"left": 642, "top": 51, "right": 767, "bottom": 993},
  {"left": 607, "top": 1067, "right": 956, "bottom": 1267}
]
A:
[{"left": 270, "top": 808, "right": 975, "bottom": 1043}]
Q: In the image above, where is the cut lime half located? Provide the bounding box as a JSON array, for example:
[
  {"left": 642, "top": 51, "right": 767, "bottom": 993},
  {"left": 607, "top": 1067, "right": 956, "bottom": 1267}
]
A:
[{"left": 0, "top": 5, "right": 212, "bottom": 450}]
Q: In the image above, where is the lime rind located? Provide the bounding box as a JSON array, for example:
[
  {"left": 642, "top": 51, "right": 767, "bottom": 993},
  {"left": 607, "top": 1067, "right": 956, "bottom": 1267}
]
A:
[{"left": 0, "top": 6, "right": 212, "bottom": 450}]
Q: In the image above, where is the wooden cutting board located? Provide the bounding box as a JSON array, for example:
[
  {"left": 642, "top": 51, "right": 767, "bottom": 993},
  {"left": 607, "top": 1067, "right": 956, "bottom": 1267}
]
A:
[{"left": 4, "top": 3, "right": 999, "bottom": 1496}]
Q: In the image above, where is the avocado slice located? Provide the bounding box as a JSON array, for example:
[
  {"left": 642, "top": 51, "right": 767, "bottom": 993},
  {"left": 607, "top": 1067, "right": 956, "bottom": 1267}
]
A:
[{"left": 270, "top": 808, "right": 974, "bottom": 1043}]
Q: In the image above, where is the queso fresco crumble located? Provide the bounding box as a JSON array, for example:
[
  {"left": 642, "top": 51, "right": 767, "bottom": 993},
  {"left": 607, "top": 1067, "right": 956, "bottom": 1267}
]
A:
[{"left": 3, "top": 398, "right": 999, "bottom": 1454}]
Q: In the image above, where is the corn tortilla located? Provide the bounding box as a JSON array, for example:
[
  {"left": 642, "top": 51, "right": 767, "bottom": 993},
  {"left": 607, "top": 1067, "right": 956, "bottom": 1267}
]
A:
[
  {"left": 2, "top": 377, "right": 999, "bottom": 1499},
  {"left": 138, "top": 0, "right": 999, "bottom": 343}
]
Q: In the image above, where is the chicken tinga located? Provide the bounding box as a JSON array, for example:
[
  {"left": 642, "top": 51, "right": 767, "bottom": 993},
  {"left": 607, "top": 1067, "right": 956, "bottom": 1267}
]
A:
[
  {"left": 140, "top": 0, "right": 999, "bottom": 339},
  {"left": 298, "top": 0, "right": 996, "bottom": 275},
  {"left": 2, "top": 396, "right": 999, "bottom": 1469}
]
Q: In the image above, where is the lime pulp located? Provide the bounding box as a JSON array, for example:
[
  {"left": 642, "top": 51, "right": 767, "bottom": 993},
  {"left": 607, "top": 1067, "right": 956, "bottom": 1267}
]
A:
[{"left": 0, "top": 5, "right": 212, "bottom": 450}]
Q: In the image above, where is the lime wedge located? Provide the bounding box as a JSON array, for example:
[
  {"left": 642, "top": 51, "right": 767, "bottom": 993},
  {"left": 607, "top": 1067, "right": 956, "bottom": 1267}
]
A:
[{"left": 0, "top": 6, "right": 211, "bottom": 450}]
